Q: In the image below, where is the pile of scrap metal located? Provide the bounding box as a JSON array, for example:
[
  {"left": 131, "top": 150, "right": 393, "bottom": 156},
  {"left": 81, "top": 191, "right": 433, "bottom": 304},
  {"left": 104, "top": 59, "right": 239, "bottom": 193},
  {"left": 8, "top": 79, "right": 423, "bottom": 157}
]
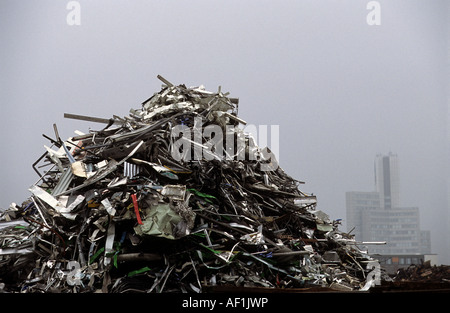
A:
[
  {"left": 370, "top": 261, "right": 450, "bottom": 293},
  {"left": 394, "top": 262, "right": 450, "bottom": 283},
  {"left": 0, "top": 75, "right": 381, "bottom": 293}
]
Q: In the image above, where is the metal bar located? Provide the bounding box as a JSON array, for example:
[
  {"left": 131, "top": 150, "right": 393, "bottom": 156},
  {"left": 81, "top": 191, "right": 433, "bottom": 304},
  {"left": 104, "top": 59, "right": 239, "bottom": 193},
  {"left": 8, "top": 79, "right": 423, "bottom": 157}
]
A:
[
  {"left": 157, "top": 74, "right": 174, "bottom": 87},
  {"left": 116, "top": 253, "right": 162, "bottom": 263},
  {"left": 32, "top": 151, "right": 49, "bottom": 181},
  {"left": 64, "top": 113, "right": 119, "bottom": 124}
]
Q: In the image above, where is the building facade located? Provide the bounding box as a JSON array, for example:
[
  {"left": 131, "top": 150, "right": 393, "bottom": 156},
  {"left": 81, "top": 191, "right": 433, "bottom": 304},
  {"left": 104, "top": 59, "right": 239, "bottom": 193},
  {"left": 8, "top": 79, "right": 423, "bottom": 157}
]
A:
[
  {"left": 346, "top": 154, "right": 431, "bottom": 259},
  {"left": 345, "top": 191, "right": 380, "bottom": 242}
]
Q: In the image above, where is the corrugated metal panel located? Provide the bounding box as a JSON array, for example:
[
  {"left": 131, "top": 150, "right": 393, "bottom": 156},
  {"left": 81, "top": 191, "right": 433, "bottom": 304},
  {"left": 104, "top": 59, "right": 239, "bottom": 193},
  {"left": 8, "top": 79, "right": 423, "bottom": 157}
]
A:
[
  {"left": 51, "top": 167, "right": 74, "bottom": 196},
  {"left": 123, "top": 162, "right": 141, "bottom": 179}
]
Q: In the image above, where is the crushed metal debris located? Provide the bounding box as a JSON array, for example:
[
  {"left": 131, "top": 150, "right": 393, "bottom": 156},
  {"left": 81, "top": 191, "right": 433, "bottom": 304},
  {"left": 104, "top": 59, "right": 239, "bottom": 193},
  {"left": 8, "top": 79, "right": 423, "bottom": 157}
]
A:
[
  {"left": 1, "top": 75, "right": 388, "bottom": 293},
  {"left": 371, "top": 262, "right": 450, "bottom": 293},
  {"left": 394, "top": 261, "right": 450, "bottom": 284}
]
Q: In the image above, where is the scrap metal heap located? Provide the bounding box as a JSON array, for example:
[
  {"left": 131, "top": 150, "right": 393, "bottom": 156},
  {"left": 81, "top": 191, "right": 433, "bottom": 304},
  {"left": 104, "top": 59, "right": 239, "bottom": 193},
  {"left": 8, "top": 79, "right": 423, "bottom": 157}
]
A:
[
  {"left": 394, "top": 262, "right": 450, "bottom": 283},
  {"left": 0, "top": 76, "right": 380, "bottom": 293}
]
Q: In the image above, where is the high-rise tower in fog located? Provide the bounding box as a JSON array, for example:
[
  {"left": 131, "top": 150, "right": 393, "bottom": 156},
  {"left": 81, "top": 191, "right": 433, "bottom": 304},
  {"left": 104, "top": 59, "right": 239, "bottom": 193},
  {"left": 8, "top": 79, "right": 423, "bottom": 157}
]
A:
[
  {"left": 374, "top": 152, "right": 400, "bottom": 209},
  {"left": 346, "top": 153, "right": 431, "bottom": 261}
]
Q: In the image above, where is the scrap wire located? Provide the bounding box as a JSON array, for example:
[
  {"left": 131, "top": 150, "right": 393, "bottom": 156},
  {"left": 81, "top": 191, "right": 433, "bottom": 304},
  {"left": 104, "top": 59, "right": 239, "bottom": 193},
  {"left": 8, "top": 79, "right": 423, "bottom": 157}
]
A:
[
  {"left": 147, "top": 255, "right": 172, "bottom": 293},
  {"left": 189, "top": 255, "right": 202, "bottom": 293},
  {"left": 31, "top": 197, "right": 50, "bottom": 228},
  {"left": 22, "top": 216, "right": 66, "bottom": 257}
]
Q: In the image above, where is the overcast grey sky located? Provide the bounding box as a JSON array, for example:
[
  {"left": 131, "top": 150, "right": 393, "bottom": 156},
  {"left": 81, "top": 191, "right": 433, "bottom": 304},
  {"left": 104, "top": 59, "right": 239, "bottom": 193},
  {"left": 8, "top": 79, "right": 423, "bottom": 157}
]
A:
[{"left": 1, "top": 0, "right": 449, "bottom": 263}]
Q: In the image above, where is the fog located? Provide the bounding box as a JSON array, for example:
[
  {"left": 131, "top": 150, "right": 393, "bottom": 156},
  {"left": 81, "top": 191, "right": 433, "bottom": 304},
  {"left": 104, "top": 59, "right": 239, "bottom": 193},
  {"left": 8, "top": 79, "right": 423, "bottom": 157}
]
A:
[{"left": 1, "top": 0, "right": 449, "bottom": 263}]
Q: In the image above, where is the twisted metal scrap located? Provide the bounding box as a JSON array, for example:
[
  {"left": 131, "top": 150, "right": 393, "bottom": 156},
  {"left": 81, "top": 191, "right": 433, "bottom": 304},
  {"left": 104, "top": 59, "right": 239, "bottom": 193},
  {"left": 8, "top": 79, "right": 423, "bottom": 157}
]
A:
[{"left": 0, "top": 77, "right": 379, "bottom": 293}]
